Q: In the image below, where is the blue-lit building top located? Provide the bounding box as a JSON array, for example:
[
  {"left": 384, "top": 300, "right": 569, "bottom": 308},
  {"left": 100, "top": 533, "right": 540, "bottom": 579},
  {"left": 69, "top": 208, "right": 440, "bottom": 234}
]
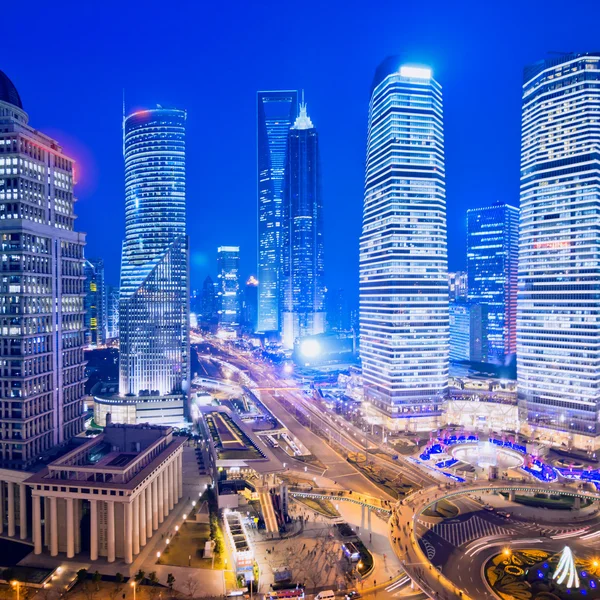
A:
[
  {"left": 359, "top": 58, "right": 449, "bottom": 427},
  {"left": 84, "top": 257, "right": 106, "bottom": 347},
  {"left": 467, "top": 202, "right": 519, "bottom": 363},
  {"left": 257, "top": 90, "right": 298, "bottom": 333},
  {"left": 281, "top": 102, "right": 325, "bottom": 348},
  {"left": 119, "top": 106, "right": 189, "bottom": 399},
  {"left": 217, "top": 246, "right": 241, "bottom": 330}
]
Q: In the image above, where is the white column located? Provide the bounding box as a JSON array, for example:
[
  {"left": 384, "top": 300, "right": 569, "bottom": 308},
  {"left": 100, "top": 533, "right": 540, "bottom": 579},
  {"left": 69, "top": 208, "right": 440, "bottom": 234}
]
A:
[
  {"left": 146, "top": 482, "right": 153, "bottom": 535},
  {"left": 163, "top": 468, "right": 169, "bottom": 518},
  {"left": 158, "top": 472, "right": 164, "bottom": 524},
  {"left": 0, "top": 482, "right": 4, "bottom": 535},
  {"left": 168, "top": 461, "right": 174, "bottom": 511},
  {"left": 43, "top": 497, "right": 49, "bottom": 547},
  {"left": 133, "top": 496, "right": 140, "bottom": 556},
  {"left": 178, "top": 452, "right": 183, "bottom": 498},
  {"left": 152, "top": 477, "right": 159, "bottom": 530},
  {"left": 50, "top": 496, "right": 58, "bottom": 557},
  {"left": 7, "top": 482, "right": 15, "bottom": 537},
  {"left": 66, "top": 498, "right": 74, "bottom": 558},
  {"left": 173, "top": 457, "right": 179, "bottom": 504},
  {"left": 90, "top": 499, "right": 98, "bottom": 561},
  {"left": 139, "top": 488, "right": 147, "bottom": 547},
  {"left": 125, "top": 501, "right": 133, "bottom": 564},
  {"left": 107, "top": 501, "right": 115, "bottom": 563},
  {"left": 33, "top": 495, "right": 42, "bottom": 555},
  {"left": 19, "top": 484, "right": 27, "bottom": 540}
]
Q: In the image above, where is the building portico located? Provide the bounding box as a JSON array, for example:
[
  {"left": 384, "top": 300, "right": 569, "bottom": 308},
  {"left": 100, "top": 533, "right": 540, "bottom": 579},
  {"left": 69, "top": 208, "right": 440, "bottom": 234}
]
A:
[{"left": 26, "top": 423, "right": 184, "bottom": 563}]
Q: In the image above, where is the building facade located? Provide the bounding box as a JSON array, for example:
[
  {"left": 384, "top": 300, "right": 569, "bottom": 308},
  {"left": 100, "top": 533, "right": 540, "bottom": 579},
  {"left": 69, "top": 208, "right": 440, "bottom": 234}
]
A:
[
  {"left": 281, "top": 102, "right": 325, "bottom": 349},
  {"left": 84, "top": 257, "right": 106, "bottom": 347},
  {"left": 257, "top": 91, "right": 298, "bottom": 333},
  {"left": 26, "top": 423, "right": 185, "bottom": 563},
  {"left": 448, "top": 271, "right": 468, "bottom": 301},
  {"left": 449, "top": 301, "right": 471, "bottom": 362},
  {"left": 119, "top": 107, "right": 189, "bottom": 408},
  {"left": 217, "top": 246, "right": 241, "bottom": 332},
  {"left": 243, "top": 275, "right": 259, "bottom": 333},
  {"left": 0, "top": 71, "right": 86, "bottom": 469},
  {"left": 359, "top": 59, "right": 449, "bottom": 430},
  {"left": 518, "top": 53, "right": 600, "bottom": 448},
  {"left": 106, "top": 284, "right": 119, "bottom": 340},
  {"left": 467, "top": 202, "right": 519, "bottom": 363},
  {"left": 201, "top": 275, "right": 218, "bottom": 329}
]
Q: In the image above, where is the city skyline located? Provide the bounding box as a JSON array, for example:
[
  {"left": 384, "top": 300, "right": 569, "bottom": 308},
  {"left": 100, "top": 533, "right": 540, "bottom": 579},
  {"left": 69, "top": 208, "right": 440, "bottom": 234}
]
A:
[{"left": 5, "top": 0, "right": 599, "bottom": 299}]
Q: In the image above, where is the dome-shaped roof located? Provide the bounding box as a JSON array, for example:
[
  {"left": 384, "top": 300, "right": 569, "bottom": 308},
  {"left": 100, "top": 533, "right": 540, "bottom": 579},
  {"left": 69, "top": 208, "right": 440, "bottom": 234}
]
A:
[{"left": 0, "top": 70, "right": 23, "bottom": 109}]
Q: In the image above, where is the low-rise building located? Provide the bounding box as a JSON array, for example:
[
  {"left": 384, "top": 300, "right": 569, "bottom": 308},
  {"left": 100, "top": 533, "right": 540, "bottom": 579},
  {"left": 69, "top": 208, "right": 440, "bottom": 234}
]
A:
[{"left": 25, "top": 423, "right": 185, "bottom": 563}]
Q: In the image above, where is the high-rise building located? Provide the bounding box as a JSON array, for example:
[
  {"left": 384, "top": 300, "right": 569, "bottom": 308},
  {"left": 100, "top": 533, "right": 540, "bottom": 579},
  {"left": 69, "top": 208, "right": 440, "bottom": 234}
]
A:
[
  {"left": 119, "top": 107, "right": 189, "bottom": 406},
  {"left": 467, "top": 202, "right": 519, "bottom": 363},
  {"left": 84, "top": 257, "right": 106, "bottom": 347},
  {"left": 0, "top": 71, "right": 86, "bottom": 468},
  {"left": 518, "top": 53, "right": 600, "bottom": 446},
  {"left": 201, "top": 275, "right": 218, "bottom": 327},
  {"left": 448, "top": 302, "right": 471, "bottom": 362},
  {"left": 281, "top": 101, "right": 325, "bottom": 348},
  {"left": 243, "top": 276, "right": 259, "bottom": 332},
  {"left": 217, "top": 246, "right": 241, "bottom": 331},
  {"left": 106, "top": 284, "right": 120, "bottom": 340},
  {"left": 257, "top": 90, "right": 298, "bottom": 333},
  {"left": 326, "top": 288, "right": 350, "bottom": 332},
  {"left": 359, "top": 58, "right": 449, "bottom": 429},
  {"left": 448, "top": 271, "right": 468, "bottom": 301}
]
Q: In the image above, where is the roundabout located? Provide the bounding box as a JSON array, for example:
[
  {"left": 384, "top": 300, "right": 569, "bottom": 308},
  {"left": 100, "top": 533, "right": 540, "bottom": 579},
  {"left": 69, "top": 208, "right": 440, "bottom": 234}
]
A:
[{"left": 390, "top": 481, "right": 600, "bottom": 600}]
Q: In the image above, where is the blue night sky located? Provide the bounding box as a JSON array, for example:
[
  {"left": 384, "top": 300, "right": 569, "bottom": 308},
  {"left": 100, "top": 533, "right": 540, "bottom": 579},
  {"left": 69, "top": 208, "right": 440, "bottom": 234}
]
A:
[{"left": 4, "top": 0, "right": 600, "bottom": 303}]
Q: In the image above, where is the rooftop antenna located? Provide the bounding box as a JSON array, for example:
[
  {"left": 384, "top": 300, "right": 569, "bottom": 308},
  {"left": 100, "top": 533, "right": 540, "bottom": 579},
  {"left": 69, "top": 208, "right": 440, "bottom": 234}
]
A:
[{"left": 122, "top": 89, "right": 126, "bottom": 157}]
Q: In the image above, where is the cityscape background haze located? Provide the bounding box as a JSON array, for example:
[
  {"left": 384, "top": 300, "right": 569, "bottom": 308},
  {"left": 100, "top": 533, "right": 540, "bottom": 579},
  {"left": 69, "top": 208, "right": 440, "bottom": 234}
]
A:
[{"left": 4, "top": 0, "right": 600, "bottom": 298}]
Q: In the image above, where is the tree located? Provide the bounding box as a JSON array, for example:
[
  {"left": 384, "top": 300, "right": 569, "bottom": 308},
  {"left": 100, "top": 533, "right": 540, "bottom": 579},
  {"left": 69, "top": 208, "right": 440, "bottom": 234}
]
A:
[
  {"left": 134, "top": 570, "right": 145, "bottom": 584},
  {"left": 183, "top": 576, "right": 200, "bottom": 598},
  {"left": 93, "top": 571, "right": 102, "bottom": 591},
  {"left": 167, "top": 573, "right": 176, "bottom": 592},
  {"left": 148, "top": 572, "right": 158, "bottom": 586}
]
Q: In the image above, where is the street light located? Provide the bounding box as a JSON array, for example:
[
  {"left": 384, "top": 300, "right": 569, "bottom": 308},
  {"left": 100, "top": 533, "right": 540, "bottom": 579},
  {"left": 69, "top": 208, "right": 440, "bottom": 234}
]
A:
[
  {"left": 131, "top": 580, "right": 137, "bottom": 600},
  {"left": 157, "top": 551, "right": 161, "bottom": 559},
  {"left": 11, "top": 581, "right": 20, "bottom": 600}
]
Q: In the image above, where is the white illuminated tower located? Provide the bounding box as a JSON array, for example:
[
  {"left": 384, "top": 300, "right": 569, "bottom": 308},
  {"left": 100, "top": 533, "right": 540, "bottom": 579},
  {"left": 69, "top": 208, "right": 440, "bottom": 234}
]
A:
[
  {"left": 119, "top": 107, "right": 190, "bottom": 406},
  {"left": 359, "top": 58, "right": 449, "bottom": 430},
  {"left": 518, "top": 53, "right": 600, "bottom": 449}
]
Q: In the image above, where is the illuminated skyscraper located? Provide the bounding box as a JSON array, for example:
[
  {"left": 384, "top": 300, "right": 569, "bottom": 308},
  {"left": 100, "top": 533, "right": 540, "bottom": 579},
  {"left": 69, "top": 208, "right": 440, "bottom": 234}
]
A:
[
  {"left": 467, "top": 202, "right": 519, "bottom": 363},
  {"left": 518, "top": 53, "right": 600, "bottom": 445},
  {"left": 84, "top": 257, "right": 106, "bottom": 346},
  {"left": 257, "top": 90, "right": 298, "bottom": 333},
  {"left": 119, "top": 106, "right": 189, "bottom": 404},
  {"left": 448, "top": 271, "right": 468, "bottom": 301},
  {"left": 0, "top": 71, "right": 86, "bottom": 467},
  {"left": 281, "top": 101, "right": 325, "bottom": 348},
  {"left": 106, "top": 284, "right": 120, "bottom": 340},
  {"left": 217, "top": 246, "right": 241, "bottom": 331},
  {"left": 359, "top": 58, "right": 448, "bottom": 429}
]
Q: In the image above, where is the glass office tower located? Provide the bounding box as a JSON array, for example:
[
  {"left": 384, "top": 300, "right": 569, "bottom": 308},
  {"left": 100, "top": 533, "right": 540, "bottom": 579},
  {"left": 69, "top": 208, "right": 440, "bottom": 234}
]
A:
[
  {"left": 359, "top": 58, "right": 449, "bottom": 430},
  {"left": 257, "top": 90, "right": 298, "bottom": 333},
  {"left": 119, "top": 107, "right": 189, "bottom": 401},
  {"left": 281, "top": 102, "right": 325, "bottom": 348},
  {"left": 0, "top": 71, "right": 86, "bottom": 467},
  {"left": 217, "top": 246, "right": 241, "bottom": 331},
  {"left": 84, "top": 257, "right": 106, "bottom": 347},
  {"left": 467, "top": 202, "right": 519, "bottom": 363},
  {"left": 518, "top": 53, "right": 600, "bottom": 448}
]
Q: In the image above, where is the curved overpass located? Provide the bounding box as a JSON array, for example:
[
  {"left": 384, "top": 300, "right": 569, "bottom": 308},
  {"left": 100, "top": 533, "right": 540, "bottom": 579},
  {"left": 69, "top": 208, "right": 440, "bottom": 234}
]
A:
[{"left": 392, "top": 480, "right": 600, "bottom": 599}]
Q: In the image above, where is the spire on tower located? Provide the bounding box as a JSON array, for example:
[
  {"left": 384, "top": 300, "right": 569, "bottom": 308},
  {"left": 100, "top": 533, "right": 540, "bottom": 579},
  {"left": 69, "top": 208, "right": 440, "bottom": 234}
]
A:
[{"left": 292, "top": 90, "right": 314, "bottom": 130}]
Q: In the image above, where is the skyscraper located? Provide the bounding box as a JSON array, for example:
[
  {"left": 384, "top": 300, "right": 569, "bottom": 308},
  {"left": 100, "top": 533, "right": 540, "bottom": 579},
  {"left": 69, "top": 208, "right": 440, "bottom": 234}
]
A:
[
  {"left": 106, "top": 284, "right": 120, "bottom": 340},
  {"left": 326, "top": 288, "right": 350, "bottom": 332},
  {"left": 0, "top": 71, "right": 86, "bottom": 468},
  {"left": 201, "top": 275, "right": 218, "bottom": 328},
  {"left": 217, "top": 246, "right": 241, "bottom": 331},
  {"left": 518, "top": 53, "right": 600, "bottom": 446},
  {"left": 359, "top": 59, "right": 449, "bottom": 429},
  {"left": 467, "top": 202, "right": 519, "bottom": 363},
  {"left": 243, "top": 276, "right": 259, "bottom": 332},
  {"left": 281, "top": 101, "right": 325, "bottom": 348},
  {"left": 84, "top": 257, "right": 106, "bottom": 347},
  {"left": 257, "top": 90, "right": 298, "bottom": 333},
  {"left": 449, "top": 302, "right": 471, "bottom": 362},
  {"left": 119, "top": 106, "right": 189, "bottom": 402},
  {"left": 448, "top": 271, "right": 468, "bottom": 301}
]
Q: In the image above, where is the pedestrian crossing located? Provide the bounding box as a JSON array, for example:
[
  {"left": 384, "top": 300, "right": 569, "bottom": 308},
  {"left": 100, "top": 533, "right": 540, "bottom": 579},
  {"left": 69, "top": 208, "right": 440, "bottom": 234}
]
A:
[{"left": 419, "top": 515, "right": 513, "bottom": 547}]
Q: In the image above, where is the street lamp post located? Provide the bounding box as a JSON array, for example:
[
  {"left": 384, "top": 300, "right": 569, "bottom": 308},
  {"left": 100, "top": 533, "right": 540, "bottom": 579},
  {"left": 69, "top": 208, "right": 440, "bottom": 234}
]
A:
[
  {"left": 11, "top": 581, "right": 20, "bottom": 600},
  {"left": 131, "top": 581, "right": 137, "bottom": 600}
]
